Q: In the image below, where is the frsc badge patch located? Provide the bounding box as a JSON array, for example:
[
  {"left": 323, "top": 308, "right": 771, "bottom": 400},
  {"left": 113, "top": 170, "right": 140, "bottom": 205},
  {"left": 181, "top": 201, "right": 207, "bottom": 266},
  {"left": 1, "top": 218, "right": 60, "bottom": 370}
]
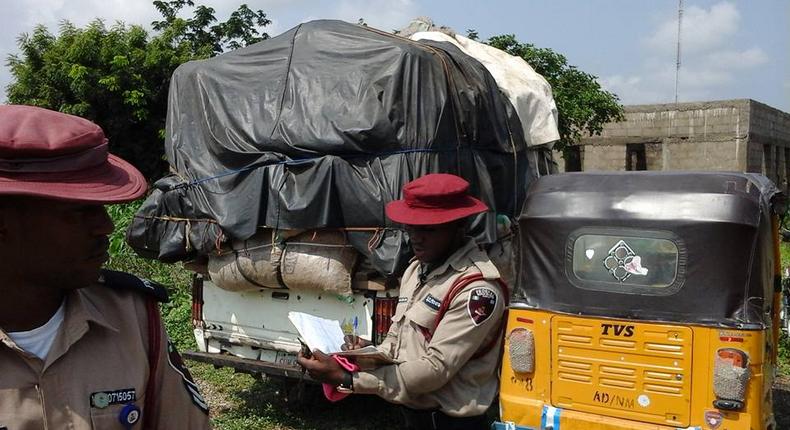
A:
[{"left": 467, "top": 287, "right": 498, "bottom": 326}]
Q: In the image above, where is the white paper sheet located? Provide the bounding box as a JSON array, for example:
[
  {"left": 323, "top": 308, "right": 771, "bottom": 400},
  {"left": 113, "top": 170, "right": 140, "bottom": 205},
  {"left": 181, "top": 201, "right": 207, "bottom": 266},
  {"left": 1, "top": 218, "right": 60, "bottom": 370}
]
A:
[{"left": 288, "top": 311, "right": 346, "bottom": 354}]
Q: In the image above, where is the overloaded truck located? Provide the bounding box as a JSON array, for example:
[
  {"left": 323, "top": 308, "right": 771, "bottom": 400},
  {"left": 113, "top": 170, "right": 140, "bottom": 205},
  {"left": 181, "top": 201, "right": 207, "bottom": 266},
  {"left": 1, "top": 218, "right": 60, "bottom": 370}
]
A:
[{"left": 126, "top": 19, "right": 560, "bottom": 379}]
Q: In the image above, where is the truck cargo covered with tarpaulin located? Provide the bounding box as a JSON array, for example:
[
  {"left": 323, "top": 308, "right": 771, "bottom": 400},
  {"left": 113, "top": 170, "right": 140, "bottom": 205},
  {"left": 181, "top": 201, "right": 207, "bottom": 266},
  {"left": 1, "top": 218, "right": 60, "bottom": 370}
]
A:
[{"left": 127, "top": 19, "right": 558, "bottom": 278}]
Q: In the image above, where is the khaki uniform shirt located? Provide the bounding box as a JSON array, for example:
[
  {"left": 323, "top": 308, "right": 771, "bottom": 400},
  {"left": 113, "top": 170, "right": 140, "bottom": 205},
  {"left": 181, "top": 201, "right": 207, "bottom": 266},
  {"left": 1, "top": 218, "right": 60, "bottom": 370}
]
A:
[
  {"left": 353, "top": 239, "right": 506, "bottom": 417},
  {"left": 0, "top": 281, "right": 211, "bottom": 430}
]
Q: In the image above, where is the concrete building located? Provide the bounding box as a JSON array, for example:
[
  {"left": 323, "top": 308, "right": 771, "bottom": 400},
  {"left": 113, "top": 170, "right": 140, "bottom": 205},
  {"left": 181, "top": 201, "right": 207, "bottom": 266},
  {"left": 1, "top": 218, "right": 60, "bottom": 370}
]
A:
[{"left": 559, "top": 99, "right": 790, "bottom": 192}]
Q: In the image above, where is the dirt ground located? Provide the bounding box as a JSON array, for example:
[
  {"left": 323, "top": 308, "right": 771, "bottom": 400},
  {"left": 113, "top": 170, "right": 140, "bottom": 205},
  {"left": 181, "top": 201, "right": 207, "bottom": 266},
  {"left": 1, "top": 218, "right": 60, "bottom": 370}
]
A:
[{"left": 774, "top": 376, "right": 790, "bottom": 429}]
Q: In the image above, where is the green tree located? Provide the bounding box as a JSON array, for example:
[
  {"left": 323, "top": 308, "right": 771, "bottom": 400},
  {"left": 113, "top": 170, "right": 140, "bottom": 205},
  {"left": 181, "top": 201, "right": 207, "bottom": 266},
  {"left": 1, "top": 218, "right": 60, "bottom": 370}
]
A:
[
  {"left": 5, "top": 1, "right": 270, "bottom": 179},
  {"left": 482, "top": 33, "right": 624, "bottom": 153}
]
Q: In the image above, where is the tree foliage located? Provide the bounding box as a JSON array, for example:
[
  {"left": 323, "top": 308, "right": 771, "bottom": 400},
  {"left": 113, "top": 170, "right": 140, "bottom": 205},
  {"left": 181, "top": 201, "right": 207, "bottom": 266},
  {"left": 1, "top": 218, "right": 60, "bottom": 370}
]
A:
[
  {"left": 483, "top": 33, "right": 624, "bottom": 152},
  {"left": 152, "top": 0, "right": 270, "bottom": 54},
  {"left": 5, "top": 1, "right": 270, "bottom": 179}
]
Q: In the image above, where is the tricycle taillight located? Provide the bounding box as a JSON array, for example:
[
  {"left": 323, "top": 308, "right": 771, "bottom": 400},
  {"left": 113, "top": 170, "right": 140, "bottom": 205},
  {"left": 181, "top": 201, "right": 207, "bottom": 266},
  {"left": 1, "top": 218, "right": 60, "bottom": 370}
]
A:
[
  {"left": 373, "top": 297, "right": 398, "bottom": 344},
  {"left": 712, "top": 348, "right": 750, "bottom": 410},
  {"left": 508, "top": 328, "right": 535, "bottom": 373}
]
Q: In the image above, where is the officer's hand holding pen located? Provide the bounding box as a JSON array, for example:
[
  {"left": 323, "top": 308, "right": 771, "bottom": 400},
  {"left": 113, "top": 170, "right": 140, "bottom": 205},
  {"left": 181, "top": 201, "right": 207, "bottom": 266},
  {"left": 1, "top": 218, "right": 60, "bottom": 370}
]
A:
[
  {"left": 341, "top": 335, "right": 373, "bottom": 350},
  {"left": 341, "top": 316, "right": 373, "bottom": 350}
]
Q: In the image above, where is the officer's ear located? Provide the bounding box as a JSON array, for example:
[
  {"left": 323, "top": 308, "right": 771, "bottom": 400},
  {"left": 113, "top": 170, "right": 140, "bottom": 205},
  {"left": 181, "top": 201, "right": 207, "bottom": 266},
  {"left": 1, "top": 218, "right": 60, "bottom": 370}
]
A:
[
  {"left": 0, "top": 196, "right": 30, "bottom": 242},
  {"left": 0, "top": 198, "right": 14, "bottom": 242},
  {"left": 0, "top": 200, "right": 7, "bottom": 241},
  {"left": 451, "top": 219, "right": 467, "bottom": 242}
]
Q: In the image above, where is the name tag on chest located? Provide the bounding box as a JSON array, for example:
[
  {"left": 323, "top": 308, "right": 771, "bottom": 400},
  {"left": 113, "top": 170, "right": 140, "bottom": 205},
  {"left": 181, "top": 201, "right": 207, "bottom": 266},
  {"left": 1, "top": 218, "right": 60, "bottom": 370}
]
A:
[
  {"left": 90, "top": 388, "right": 136, "bottom": 408},
  {"left": 422, "top": 294, "right": 441, "bottom": 311}
]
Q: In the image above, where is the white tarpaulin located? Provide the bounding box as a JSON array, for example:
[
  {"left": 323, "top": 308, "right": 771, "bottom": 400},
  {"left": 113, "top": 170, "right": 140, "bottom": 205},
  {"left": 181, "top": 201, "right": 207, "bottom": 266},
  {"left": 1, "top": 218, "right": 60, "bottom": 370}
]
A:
[{"left": 410, "top": 31, "right": 560, "bottom": 148}]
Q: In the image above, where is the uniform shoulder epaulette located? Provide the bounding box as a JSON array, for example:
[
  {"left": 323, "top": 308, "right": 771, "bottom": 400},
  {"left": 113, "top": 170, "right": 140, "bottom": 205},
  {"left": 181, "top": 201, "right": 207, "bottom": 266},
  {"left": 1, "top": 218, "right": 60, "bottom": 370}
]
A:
[
  {"left": 98, "top": 269, "right": 170, "bottom": 303},
  {"left": 470, "top": 249, "right": 502, "bottom": 281}
]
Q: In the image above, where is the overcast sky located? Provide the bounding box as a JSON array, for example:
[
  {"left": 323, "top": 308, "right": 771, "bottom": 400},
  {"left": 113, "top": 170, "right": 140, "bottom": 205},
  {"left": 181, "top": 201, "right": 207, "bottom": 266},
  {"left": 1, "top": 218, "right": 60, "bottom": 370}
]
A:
[{"left": 1, "top": 0, "right": 788, "bottom": 111}]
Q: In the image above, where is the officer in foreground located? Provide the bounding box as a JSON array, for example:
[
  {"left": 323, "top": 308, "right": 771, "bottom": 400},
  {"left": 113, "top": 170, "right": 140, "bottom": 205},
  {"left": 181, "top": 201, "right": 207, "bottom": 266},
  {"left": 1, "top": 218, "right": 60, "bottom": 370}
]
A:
[
  {"left": 299, "top": 173, "right": 507, "bottom": 430},
  {"left": 0, "top": 105, "right": 210, "bottom": 429}
]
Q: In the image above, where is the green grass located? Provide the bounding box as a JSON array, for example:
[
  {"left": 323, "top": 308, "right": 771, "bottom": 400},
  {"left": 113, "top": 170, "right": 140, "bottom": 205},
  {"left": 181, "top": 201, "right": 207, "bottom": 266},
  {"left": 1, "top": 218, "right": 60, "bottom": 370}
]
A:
[
  {"left": 780, "top": 333, "right": 790, "bottom": 376},
  {"left": 780, "top": 242, "right": 790, "bottom": 375},
  {"left": 105, "top": 201, "right": 195, "bottom": 350},
  {"left": 190, "top": 361, "right": 403, "bottom": 430}
]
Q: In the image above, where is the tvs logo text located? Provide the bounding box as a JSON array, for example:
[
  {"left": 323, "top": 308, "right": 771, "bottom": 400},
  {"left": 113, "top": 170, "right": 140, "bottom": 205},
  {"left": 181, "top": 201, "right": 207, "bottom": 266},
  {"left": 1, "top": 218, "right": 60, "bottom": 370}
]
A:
[{"left": 601, "top": 323, "right": 634, "bottom": 337}]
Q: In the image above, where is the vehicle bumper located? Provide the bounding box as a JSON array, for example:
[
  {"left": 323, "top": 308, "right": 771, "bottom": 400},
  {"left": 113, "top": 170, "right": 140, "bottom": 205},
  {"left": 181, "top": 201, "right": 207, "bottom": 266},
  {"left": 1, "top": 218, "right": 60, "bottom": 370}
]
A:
[{"left": 182, "top": 350, "right": 311, "bottom": 381}]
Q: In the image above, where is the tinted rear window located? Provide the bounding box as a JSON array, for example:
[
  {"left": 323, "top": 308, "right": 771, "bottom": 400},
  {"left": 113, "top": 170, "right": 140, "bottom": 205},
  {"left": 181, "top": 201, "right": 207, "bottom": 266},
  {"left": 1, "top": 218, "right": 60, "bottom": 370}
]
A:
[{"left": 567, "top": 228, "right": 684, "bottom": 295}]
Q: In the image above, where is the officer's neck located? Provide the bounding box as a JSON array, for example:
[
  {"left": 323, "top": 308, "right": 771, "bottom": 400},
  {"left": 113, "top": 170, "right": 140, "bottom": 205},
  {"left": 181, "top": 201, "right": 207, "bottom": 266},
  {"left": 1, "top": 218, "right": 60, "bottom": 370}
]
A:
[{"left": 0, "top": 281, "right": 66, "bottom": 332}]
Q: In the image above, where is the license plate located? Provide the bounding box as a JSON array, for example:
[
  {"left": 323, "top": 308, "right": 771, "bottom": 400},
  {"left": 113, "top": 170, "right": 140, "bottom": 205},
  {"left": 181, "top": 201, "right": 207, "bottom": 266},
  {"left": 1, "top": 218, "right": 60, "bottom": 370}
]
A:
[{"left": 275, "top": 351, "right": 298, "bottom": 366}]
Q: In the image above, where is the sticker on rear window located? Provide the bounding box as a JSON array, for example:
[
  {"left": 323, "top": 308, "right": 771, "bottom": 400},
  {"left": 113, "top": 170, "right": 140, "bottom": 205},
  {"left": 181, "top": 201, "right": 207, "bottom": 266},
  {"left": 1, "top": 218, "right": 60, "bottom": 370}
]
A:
[
  {"left": 569, "top": 229, "right": 682, "bottom": 295},
  {"left": 603, "top": 240, "right": 649, "bottom": 282}
]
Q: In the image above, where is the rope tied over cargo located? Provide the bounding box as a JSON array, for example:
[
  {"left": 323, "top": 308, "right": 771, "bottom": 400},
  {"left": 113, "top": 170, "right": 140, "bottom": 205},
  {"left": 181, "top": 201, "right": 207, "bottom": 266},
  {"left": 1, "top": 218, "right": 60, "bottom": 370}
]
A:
[
  {"left": 367, "top": 228, "right": 385, "bottom": 252},
  {"left": 171, "top": 147, "right": 467, "bottom": 190}
]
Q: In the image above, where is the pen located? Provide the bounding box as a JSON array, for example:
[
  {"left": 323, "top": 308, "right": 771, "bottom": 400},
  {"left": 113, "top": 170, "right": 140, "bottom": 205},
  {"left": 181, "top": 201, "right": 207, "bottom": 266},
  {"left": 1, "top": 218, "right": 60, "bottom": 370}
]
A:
[
  {"left": 298, "top": 337, "right": 312, "bottom": 359},
  {"left": 352, "top": 316, "right": 359, "bottom": 346}
]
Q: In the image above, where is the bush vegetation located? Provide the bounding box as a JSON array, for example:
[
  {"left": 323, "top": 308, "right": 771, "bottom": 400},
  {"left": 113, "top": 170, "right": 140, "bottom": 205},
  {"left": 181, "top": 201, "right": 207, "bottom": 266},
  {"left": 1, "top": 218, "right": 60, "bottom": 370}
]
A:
[{"left": 106, "top": 201, "right": 194, "bottom": 350}]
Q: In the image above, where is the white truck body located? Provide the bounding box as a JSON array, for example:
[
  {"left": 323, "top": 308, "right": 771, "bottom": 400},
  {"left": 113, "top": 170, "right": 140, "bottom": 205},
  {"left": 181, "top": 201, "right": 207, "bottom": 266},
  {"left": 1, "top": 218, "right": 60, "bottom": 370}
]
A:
[{"left": 190, "top": 277, "right": 398, "bottom": 375}]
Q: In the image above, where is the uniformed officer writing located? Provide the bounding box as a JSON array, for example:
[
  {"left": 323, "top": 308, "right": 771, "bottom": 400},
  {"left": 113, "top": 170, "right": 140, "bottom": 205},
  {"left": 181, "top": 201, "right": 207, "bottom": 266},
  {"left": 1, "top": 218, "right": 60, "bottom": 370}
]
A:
[
  {"left": 0, "top": 105, "right": 211, "bottom": 429},
  {"left": 298, "top": 173, "right": 507, "bottom": 430}
]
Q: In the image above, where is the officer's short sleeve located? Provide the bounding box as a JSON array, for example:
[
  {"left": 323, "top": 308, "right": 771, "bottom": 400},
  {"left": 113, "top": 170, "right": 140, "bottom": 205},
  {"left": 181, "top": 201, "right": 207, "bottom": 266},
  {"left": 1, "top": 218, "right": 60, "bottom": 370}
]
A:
[{"left": 147, "top": 304, "right": 211, "bottom": 429}]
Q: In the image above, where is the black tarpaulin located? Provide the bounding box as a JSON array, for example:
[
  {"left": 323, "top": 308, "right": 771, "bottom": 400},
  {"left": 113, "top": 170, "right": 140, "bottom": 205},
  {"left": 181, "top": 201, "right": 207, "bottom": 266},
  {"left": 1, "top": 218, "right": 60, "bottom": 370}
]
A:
[
  {"left": 516, "top": 171, "right": 783, "bottom": 327},
  {"left": 127, "top": 20, "right": 548, "bottom": 275}
]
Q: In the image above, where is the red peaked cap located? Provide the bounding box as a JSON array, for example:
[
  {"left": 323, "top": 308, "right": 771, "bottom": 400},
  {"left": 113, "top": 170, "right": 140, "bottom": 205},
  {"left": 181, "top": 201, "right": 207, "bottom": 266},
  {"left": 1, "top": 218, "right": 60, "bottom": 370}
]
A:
[
  {"left": 385, "top": 174, "right": 489, "bottom": 225},
  {"left": 0, "top": 105, "right": 146, "bottom": 203}
]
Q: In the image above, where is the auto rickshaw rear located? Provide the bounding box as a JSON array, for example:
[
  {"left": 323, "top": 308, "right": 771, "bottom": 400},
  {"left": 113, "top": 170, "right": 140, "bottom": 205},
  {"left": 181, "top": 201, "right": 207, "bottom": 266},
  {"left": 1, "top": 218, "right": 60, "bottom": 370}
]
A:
[{"left": 495, "top": 171, "right": 784, "bottom": 430}]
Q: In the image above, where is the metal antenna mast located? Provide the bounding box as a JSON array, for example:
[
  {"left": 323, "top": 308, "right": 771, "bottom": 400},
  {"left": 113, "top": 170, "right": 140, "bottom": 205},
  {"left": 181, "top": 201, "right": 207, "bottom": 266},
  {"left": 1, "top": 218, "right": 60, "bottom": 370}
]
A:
[{"left": 675, "top": 0, "right": 683, "bottom": 104}]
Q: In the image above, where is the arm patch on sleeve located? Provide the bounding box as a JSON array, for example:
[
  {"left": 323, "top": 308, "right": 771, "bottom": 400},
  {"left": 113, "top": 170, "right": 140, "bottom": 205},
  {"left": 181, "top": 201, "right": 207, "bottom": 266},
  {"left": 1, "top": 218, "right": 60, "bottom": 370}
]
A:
[
  {"left": 467, "top": 287, "right": 498, "bottom": 326},
  {"left": 167, "top": 340, "right": 209, "bottom": 415}
]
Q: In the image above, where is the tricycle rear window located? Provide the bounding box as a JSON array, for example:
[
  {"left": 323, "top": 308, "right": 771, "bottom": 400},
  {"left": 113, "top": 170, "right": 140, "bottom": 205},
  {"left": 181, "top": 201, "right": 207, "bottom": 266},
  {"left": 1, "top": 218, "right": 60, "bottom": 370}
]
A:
[{"left": 567, "top": 228, "right": 684, "bottom": 295}]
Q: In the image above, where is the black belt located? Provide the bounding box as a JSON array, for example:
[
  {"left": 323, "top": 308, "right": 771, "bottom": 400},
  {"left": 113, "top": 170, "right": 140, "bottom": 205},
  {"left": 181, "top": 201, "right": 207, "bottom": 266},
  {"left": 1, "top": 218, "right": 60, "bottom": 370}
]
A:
[{"left": 399, "top": 406, "right": 488, "bottom": 430}]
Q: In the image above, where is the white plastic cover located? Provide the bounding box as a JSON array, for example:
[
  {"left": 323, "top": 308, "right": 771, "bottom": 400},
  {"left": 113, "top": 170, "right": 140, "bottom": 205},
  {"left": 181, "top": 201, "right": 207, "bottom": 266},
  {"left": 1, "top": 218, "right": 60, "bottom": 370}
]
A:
[{"left": 410, "top": 31, "right": 560, "bottom": 148}]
